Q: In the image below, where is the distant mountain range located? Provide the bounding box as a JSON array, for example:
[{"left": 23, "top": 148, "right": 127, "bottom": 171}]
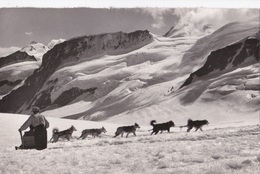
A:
[{"left": 0, "top": 19, "right": 259, "bottom": 125}]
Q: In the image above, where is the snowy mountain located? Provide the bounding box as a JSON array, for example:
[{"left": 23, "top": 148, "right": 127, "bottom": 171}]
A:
[
  {"left": 0, "top": 51, "right": 36, "bottom": 69},
  {"left": 47, "top": 39, "right": 66, "bottom": 49},
  {"left": 0, "top": 30, "right": 153, "bottom": 114},
  {"left": 0, "top": 20, "right": 259, "bottom": 127},
  {"left": 0, "top": 41, "right": 49, "bottom": 99},
  {"left": 20, "top": 41, "right": 49, "bottom": 62}
]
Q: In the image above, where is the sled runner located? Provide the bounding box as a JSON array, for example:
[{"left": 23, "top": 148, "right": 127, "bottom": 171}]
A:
[{"left": 15, "top": 129, "right": 36, "bottom": 150}]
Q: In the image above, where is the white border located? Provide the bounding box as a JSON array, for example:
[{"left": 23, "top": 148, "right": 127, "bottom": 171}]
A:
[{"left": 1, "top": 0, "right": 260, "bottom": 8}]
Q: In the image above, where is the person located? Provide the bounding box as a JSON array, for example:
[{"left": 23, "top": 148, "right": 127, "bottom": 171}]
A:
[{"left": 18, "top": 106, "right": 50, "bottom": 150}]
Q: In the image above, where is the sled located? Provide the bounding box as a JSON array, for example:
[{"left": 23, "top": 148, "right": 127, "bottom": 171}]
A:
[{"left": 15, "top": 129, "right": 36, "bottom": 150}]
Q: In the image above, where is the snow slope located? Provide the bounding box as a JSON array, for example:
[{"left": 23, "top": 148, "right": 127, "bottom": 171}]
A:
[
  {"left": 0, "top": 61, "right": 39, "bottom": 98},
  {"left": 0, "top": 113, "right": 259, "bottom": 174},
  {"left": 0, "top": 41, "right": 49, "bottom": 98},
  {"left": 179, "top": 20, "right": 260, "bottom": 73},
  {"left": 42, "top": 19, "right": 259, "bottom": 126},
  {"left": 0, "top": 53, "right": 38, "bottom": 98},
  {"left": 38, "top": 35, "right": 200, "bottom": 122}
]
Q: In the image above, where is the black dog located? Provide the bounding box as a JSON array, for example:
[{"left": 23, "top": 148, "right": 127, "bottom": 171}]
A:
[
  {"left": 150, "top": 120, "right": 175, "bottom": 135},
  {"left": 180, "top": 119, "right": 209, "bottom": 132}
]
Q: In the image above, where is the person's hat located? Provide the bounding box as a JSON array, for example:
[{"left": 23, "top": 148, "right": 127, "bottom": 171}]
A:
[{"left": 32, "top": 106, "right": 40, "bottom": 113}]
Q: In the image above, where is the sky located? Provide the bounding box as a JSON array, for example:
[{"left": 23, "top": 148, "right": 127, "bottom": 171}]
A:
[
  {"left": 0, "top": 8, "right": 179, "bottom": 48},
  {"left": 0, "top": 1, "right": 259, "bottom": 48}
]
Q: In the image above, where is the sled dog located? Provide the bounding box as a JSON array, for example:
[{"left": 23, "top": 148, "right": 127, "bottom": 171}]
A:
[
  {"left": 49, "top": 125, "right": 77, "bottom": 143},
  {"left": 78, "top": 127, "right": 107, "bottom": 139},
  {"left": 113, "top": 123, "right": 140, "bottom": 138},
  {"left": 150, "top": 120, "right": 175, "bottom": 135},
  {"left": 180, "top": 119, "right": 209, "bottom": 132}
]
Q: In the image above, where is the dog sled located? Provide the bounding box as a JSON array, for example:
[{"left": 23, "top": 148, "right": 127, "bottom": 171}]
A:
[{"left": 15, "top": 129, "right": 36, "bottom": 150}]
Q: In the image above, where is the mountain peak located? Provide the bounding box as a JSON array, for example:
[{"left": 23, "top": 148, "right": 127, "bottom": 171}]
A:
[
  {"left": 47, "top": 39, "right": 66, "bottom": 49},
  {"left": 30, "top": 41, "right": 38, "bottom": 45},
  {"left": 20, "top": 42, "right": 49, "bottom": 61}
]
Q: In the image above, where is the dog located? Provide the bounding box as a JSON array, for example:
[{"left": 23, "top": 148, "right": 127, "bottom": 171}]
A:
[
  {"left": 49, "top": 125, "right": 77, "bottom": 143},
  {"left": 113, "top": 123, "right": 140, "bottom": 138},
  {"left": 180, "top": 119, "right": 209, "bottom": 132},
  {"left": 150, "top": 120, "right": 175, "bottom": 135},
  {"left": 78, "top": 127, "right": 107, "bottom": 139}
]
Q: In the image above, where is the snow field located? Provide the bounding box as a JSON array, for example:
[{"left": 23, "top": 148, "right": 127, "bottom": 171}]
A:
[
  {"left": 1, "top": 124, "right": 260, "bottom": 173},
  {"left": 1, "top": 113, "right": 260, "bottom": 174}
]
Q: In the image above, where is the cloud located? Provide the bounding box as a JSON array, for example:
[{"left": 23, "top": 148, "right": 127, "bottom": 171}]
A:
[
  {"left": 173, "top": 8, "right": 258, "bottom": 30},
  {"left": 25, "top": 32, "right": 33, "bottom": 35},
  {"left": 139, "top": 8, "right": 173, "bottom": 29},
  {"left": 138, "top": 8, "right": 258, "bottom": 32}
]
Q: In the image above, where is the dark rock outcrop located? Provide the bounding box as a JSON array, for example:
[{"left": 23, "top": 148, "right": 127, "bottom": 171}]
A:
[
  {"left": 52, "top": 87, "right": 97, "bottom": 107},
  {"left": 0, "top": 80, "right": 23, "bottom": 95},
  {"left": 180, "top": 33, "right": 259, "bottom": 89},
  {"left": 0, "top": 51, "right": 37, "bottom": 68}
]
